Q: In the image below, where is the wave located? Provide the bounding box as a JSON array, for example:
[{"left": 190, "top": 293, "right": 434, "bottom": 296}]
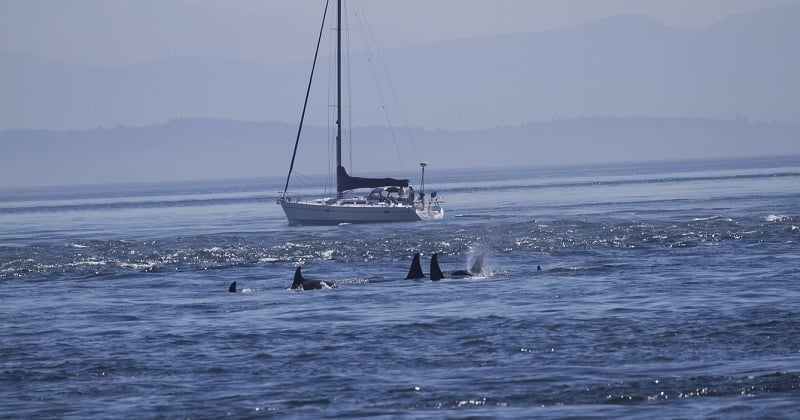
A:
[
  {"left": 766, "top": 214, "right": 795, "bottom": 222},
  {"left": 453, "top": 214, "right": 515, "bottom": 220},
  {"left": 0, "top": 194, "right": 273, "bottom": 215},
  {"left": 2, "top": 201, "right": 796, "bottom": 282},
  {"left": 442, "top": 170, "right": 800, "bottom": 196},
  {"left": 692, "top": 216, "right": 735, "bottom": 223}
]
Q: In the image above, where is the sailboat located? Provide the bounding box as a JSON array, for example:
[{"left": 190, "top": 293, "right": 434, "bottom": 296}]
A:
[{"left": 277, "top": 0, "right": 444, "bottom": 226}]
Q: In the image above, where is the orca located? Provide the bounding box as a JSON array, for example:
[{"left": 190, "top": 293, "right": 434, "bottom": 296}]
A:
[
  {"left": 449, "top": 252, "right": 486, "bottom": 278},
  {"left": 291, "top": 266, "right": 336, "bottom": 290},
  {"left": 228, "top": 281, "right": 257, "bottom": 293},
  {"left": 405, "top": 253, "right": 425, "bottom": 279},
  {"left": 428, "top": 251, "right": 490, "bottom": 279},
  {"left": 430, "top": 253, "right": 445, "bottom": 281}
]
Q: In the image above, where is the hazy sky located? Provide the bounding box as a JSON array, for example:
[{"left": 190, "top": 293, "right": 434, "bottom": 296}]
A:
[
  {"left": 2, "top": 0, "right": 798, "bottom": 67},
  {"left": 2, "top": 0, "right": 799, "bottom": 188}
]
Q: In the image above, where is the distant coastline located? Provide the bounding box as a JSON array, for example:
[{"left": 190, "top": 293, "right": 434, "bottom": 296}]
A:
[{"left": 1, "top": 117, "right": 797, "bottom": 188}]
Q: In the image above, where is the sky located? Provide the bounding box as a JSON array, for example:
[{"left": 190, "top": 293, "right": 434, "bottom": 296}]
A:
[
  {"left": 1, "top": 0, "right": 799, "bottom": 188},
  {"left": 2, "top": 0, "right": 798, "bottom": 67}
]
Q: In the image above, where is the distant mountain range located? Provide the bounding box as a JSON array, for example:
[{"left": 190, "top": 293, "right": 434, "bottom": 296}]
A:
[
  {"left": 2, "top": 3, "right": 799, "bottom": 131},
  {"left": 2, "top": 117, "right": 797, "bottom": 188}
]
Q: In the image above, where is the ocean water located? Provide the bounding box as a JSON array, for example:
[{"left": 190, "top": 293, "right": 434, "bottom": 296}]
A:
[{"left": 1, "top": 156, "right": 799, "bottom": 418}]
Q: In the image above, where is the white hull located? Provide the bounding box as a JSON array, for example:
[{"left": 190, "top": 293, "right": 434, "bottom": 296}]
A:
[{"left": 279, "top": 198, "right": 443, "bottom": 226}]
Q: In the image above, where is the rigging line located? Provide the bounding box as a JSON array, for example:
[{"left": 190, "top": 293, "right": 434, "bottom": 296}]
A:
[
  {"left": 335, "top": 0, "right": 343, "bottom": 194},
  {"left": 355, "top": 0, "right": 423, "bottom": 165},
  {"left": 352, "top": 1, "right": 408, "bottom": 177},
  {"left": 326, "top": 4, "right": 336, "bottom": 194},
  {"left": 344, "top": 0, "right": 354, "bottom": 173},
  {"left": 283, "top": 0, "right": 331, "bottom": 196}
]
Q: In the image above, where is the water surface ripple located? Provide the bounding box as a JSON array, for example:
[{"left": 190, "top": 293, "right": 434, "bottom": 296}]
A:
[{"left": 2, "top": 157, "right": 799, "bottom": 417}]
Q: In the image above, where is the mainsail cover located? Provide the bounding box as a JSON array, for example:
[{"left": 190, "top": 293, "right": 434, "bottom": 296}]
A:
[{"left": 337, "top": 166, "right": 409, "bottom": 192}]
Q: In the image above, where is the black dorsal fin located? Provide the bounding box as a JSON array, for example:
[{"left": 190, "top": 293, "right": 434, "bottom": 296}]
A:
[
  {"left": 292, "top": 266, "right": 305, "bottom": 289},
  {"left": 430, "top": 253, "right": 445, "bottom": 281},
  {"left": 406, "top": 253, "right": 425, "bottom": 279},
  {"left": 228, "top": 281, "right": 237, "bottom": 293}
]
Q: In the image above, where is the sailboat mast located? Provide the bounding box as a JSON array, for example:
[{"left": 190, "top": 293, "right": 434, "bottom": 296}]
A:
[{"left": 336, "top": 0, "right": 343, "bottom": 190}]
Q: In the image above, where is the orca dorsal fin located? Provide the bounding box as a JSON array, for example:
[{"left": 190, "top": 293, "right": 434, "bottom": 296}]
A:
[
  {"left": 406, "top": 253, "right": 425, "bottom": 279},
  {"left": 292, "top": 266, "right": 305, "bottom": 289},
  {"left": 228, "top": 281, "right": 237, "bottom": 293},
  {"left": 430, "top": 253, "right": 445, "bottom": 281}
]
